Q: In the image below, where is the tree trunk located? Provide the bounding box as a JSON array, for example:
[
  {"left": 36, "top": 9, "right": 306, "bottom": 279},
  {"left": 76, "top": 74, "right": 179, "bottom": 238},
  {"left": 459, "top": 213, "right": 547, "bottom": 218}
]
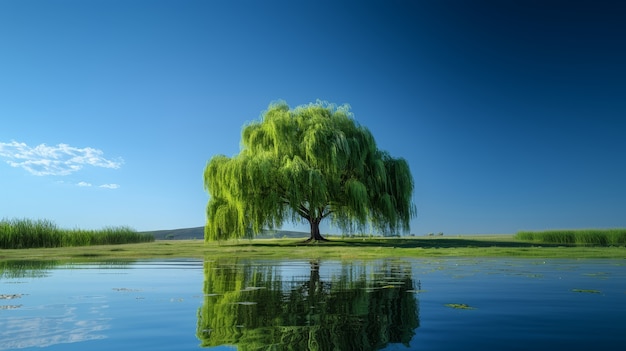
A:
[
  {"left": 304, "top": 218, "right": 329, "bottom": 243},
  {"left": 307, "top": 260, "right": 322, "bottom": 297}
]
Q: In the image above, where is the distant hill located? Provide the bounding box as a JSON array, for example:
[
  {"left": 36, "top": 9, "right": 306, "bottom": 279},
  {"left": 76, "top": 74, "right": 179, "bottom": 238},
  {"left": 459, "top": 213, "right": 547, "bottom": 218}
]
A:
[
  {"left": 143, "top": 226, "right": 311, "bottom": 240},
  {"left": 145, "top": 227, "right": 204, "bottom": 240}
]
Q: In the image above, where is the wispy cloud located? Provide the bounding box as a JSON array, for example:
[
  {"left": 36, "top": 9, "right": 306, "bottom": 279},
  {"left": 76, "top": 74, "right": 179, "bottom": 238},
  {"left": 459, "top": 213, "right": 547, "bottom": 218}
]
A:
[
  {"left": 0, "top": 141, "right": 123, "bottom": 176},
  {"left": 77, "top": 181, "right": 92, "bottom": 187},
  {"left": 99, "top": 184, "right": 120, "bottom": 189}
]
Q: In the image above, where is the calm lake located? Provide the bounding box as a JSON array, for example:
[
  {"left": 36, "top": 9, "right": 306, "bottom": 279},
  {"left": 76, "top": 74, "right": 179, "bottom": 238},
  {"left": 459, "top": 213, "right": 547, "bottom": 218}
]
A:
[{"left": 1, "top": 257, "right": 625, "bottom": 351}]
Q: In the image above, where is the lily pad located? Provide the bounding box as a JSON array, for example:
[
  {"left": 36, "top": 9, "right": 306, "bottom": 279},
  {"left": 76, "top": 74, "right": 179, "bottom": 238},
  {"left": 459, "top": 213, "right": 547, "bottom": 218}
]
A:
[
  {"left": 445, "top": 303, "right": 476, "bottom": 310},
  {"left": 0, "top": 294, "right": 24, "bottom": 300},
  {"left": 572, "top": 289, "right": 601, "bottom": 294}
]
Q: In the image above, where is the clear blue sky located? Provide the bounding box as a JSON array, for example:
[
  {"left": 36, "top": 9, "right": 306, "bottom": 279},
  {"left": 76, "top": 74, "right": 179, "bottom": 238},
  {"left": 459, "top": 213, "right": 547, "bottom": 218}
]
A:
[{"left": 1, "top": 0, "right": 625, "bottom": 234}]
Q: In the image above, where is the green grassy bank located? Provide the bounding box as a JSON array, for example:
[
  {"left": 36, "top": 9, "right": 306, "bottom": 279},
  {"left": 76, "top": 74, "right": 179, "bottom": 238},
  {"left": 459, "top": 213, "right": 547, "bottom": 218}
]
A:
[
  {"left": 0, "top": 218, "right": 154, "bottom": 249},
  {"left": 1, "top": 235, "right": 625, "bottom": 261}
]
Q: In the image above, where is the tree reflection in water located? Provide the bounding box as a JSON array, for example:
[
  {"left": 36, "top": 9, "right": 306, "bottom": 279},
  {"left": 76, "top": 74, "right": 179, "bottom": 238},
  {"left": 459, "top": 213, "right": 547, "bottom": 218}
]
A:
[{"left": 197, "top": 259, "right": 419, "bottom": 350}]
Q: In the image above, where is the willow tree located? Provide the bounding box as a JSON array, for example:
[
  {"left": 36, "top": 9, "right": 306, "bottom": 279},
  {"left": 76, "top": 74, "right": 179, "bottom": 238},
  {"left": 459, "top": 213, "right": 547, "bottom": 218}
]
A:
[{"left": 203, "top": 101, "right": 415, "bottom": 242}]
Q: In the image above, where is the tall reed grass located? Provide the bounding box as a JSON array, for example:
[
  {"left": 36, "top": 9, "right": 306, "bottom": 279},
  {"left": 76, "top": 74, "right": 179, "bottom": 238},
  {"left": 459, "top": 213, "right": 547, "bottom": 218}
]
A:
[
  {"left": 515, "top": 229, "right": 626, "bottom": 246},
  {"left": 0, "top": 218, "right": 154, "bottom": 249}
]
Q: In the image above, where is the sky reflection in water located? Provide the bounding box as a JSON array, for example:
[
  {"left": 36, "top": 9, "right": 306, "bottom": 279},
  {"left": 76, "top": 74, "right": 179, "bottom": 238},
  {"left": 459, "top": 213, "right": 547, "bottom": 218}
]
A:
[{"left": 1, "top": 258, "right": 625, "bottom": 351}]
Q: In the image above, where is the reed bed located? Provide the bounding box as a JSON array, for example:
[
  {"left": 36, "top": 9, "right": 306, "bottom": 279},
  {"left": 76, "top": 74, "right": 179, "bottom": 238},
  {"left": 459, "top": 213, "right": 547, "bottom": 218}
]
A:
[
  {"left": 0, "top": 218, "right": 154, "bottom": 249},
  {"left": 515, "top": 229, "right": 626, "bottom": 246}
]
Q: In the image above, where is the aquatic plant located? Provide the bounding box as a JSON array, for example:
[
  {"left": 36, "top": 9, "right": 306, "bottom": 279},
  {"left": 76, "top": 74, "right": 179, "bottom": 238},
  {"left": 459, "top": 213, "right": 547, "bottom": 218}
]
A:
[
  {"left": 572, "top": 289, "right": 601, "bottom": 294},
  {"left": 444, "top": 303, "right": 475, "bottom": 310},
  {"left": 0, "top": 218, "right": 153, "bottom": 249},
  {"left": 515, "top": 229, "right": 626, "bottom": 246}
]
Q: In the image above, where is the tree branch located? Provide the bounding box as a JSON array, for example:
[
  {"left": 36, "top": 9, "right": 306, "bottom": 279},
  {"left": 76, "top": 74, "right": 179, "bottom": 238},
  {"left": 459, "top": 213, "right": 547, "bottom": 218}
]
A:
[{"left": 296, "top": 204, "right": 310, "bottom": 219}]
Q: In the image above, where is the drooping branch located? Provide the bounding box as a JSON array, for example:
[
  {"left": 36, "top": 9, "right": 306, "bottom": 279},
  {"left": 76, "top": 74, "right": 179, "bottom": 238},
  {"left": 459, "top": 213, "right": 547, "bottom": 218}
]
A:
[{"left": 204, "top": 101, "right": 415, "bottom": 242}]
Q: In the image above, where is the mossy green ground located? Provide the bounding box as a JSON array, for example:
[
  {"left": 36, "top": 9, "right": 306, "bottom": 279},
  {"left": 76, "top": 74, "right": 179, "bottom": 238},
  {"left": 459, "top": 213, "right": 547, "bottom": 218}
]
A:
[{"left": 1, "top": 235, "right": 624, "bottom": 261}]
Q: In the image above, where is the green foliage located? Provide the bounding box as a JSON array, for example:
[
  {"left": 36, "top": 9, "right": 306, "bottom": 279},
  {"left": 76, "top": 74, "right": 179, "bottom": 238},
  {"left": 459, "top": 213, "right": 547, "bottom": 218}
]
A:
[
  {"left": 0, "top": 218, "right": 153, "bottom": 249},
  {"left": 0, "top": 218, "right": 61, "bottom": 249},
  {"left": 204, "top": 101, "right": 416, "bottom": 241},
  {"left": 515, "top": 229, "right": 626, "bottom": 246}
]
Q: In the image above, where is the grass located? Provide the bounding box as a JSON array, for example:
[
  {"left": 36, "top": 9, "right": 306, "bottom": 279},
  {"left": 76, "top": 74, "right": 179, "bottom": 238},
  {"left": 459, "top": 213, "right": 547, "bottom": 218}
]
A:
[
  {"left": 0, "top": 218, "right": 154, "bottom": 249},
  {"left": 1, "top": 235, "right": 625, "bottom": 261},
  {"left": 515, "top": 229, "right": 626, "bottom": 246}
]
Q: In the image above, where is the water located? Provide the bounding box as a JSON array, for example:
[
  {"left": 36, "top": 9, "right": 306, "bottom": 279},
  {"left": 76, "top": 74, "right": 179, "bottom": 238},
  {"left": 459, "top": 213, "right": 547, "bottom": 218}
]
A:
[{"left": 1, "top": 258, "right": 625, "bottom": 350}]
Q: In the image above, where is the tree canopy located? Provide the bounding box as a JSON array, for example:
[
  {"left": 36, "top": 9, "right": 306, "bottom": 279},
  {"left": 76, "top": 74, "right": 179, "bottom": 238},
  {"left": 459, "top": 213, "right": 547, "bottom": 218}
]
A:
[{"left": 203, "top": 101, "right": 415, "bottom": 241}]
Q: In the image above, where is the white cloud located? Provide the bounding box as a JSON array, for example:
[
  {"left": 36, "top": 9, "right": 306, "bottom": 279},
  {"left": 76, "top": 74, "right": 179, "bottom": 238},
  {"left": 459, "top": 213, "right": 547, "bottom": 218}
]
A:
[
  {"left": 99, "top": 184, "right": 120, "bottom": 189},
  {"left": 77, "top": 181, "right": 92, "bottom": 187},
  {"left": 0, "top": 141, "right": 123, "bottom": 176}
]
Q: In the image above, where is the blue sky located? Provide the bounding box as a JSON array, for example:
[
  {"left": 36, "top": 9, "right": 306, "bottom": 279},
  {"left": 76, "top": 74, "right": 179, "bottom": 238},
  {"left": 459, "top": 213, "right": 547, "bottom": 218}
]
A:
[{"left": 1, "top": 0, "right": 625, "bottom": 234}]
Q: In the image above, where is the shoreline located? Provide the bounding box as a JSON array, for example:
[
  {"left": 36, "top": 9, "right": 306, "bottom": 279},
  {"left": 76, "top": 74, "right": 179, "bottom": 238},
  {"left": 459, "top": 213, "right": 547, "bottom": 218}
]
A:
[{"left": 1, "top": 236, "right": 625, "bottom": 261}]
